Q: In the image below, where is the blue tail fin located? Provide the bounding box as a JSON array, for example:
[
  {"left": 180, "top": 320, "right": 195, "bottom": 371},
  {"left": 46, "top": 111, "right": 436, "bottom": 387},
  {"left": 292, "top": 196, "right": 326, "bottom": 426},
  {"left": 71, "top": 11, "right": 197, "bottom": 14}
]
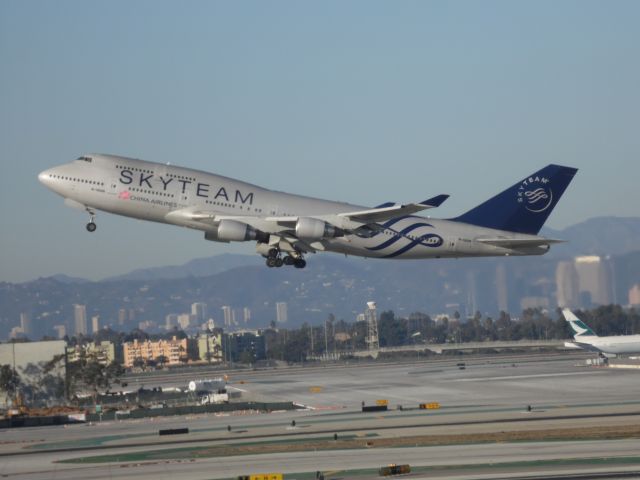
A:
[{"left": 452, "top": 164, "right": 578, "bottom": 234}]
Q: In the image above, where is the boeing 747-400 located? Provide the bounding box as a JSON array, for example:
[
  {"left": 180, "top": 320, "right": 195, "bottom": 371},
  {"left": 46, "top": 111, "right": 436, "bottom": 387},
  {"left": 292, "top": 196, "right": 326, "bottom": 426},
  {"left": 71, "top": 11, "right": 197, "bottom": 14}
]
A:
[{"left": 39, "top": 154, "right": 577, "bottom": 268}]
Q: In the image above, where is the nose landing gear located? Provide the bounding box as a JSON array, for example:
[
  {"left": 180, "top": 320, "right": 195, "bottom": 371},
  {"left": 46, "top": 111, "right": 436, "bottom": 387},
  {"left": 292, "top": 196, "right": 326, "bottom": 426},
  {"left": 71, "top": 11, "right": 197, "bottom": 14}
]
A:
[{"left": 85, "top": 210, "right": 97, "bottom": 233}]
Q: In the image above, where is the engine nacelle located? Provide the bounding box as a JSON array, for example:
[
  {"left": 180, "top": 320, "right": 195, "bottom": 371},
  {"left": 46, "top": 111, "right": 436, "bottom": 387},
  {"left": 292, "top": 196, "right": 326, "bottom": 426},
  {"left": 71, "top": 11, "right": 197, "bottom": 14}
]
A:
[
  {"left": 213, "top": 220, "right": 268, "bottom": 243},
  {"left": 295, "top": 217, "right": 341, "bottom": 241}
]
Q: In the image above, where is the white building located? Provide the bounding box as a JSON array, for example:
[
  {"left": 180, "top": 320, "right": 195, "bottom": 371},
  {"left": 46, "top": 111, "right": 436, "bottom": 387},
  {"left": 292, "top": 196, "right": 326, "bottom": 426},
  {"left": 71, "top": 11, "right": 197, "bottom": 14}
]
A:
[
  {"left": 165, "top": 313, "right": 179, "bottom": 330},
  {"left": 276, "top": 302, "right": 288, "bottom": 323},
  {"left": 74, "top": 304, "right": 88, "bottom": 336},
  {"left": 20, "top": 313, "right": 32, "bottom": 336},
  {"left": 222, "top": 306, "right": 234, "bottom": 327},
  {"left": 53, "top": 324, "right": 66, "bottom": 339},
  {"left": 556, "top": 260, "right": 580, "bottom": 308},
  {"left": 575, "top": 255, "right": 612, "bottom": 306},
  {"left": 191, "top": 302, "right": 207, "bottom": 324},
  {"left": 177, "top": 313, "right": 193, "bottom": 330},
  {"left": 91, "top": 315, "right": 100, "bottom": 334}
]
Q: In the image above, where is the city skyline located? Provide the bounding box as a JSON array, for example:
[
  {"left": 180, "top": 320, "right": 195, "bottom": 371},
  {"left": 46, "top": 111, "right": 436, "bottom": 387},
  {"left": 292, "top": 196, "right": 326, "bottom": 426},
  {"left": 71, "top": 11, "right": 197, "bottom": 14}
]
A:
[{"left": 4, "top": 251, "right": 639, "bottom": 342}]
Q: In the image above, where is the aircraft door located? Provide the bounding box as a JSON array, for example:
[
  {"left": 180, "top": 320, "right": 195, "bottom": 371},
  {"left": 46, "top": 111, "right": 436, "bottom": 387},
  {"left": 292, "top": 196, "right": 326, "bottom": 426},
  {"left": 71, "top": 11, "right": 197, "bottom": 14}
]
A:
[{"left": 108, "top": 175, "right": 118, "bottom": 195}]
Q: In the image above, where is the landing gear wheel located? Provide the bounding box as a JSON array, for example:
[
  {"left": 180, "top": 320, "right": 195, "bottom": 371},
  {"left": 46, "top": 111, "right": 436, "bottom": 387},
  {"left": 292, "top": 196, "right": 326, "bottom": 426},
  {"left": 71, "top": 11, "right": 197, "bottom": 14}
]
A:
[
  {"left": 283, "top": 255, "right": 295, "bottom": 266},
  {"left": 267, "top": 248, "right": 279, "bottom": 259},
  {"left": 86, "top": 222, "right": 97, "bottom": 233},
  {"left": 294, "top": 258, "right": 307, "bottom": 269},
  {"left": 274, "top": 257, "right": 284, "bottom": 268},
  {"left": 266, "top": 257, "right": 277, "bottom": 268}
]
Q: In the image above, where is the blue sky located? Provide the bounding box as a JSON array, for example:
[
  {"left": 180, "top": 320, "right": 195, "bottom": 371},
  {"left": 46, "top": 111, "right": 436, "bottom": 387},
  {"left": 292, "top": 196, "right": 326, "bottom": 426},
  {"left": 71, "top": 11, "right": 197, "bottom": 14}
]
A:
[{"left": 1, "top": 0, "right": 639, "bottom": 282}]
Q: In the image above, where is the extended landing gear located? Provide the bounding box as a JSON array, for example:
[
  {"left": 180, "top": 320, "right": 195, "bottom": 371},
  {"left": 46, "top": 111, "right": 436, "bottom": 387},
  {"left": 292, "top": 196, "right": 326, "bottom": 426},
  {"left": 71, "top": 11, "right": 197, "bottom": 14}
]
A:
[
  {"left": 266, "top": 256, "right": 284, "bottom": 268},
  {"left": 264, "top": 248, "right": 306, "bottom": 269},
  {"left": 86, "top": 211, "right": 97, "bottom": 233}
]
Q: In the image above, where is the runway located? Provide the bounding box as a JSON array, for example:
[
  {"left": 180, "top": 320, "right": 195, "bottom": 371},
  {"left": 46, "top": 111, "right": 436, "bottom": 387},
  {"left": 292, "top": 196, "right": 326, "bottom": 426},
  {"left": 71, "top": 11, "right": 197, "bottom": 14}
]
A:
[{"left": 2, "top": 352, "right": 640, "bottom": 479}]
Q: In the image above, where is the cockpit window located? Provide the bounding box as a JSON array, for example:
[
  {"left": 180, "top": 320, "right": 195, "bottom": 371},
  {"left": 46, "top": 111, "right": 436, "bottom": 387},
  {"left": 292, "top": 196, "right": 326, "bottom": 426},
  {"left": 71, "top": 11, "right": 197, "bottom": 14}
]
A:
[{"left": 76, "top": 156, "right": 93, "bottom": 162}]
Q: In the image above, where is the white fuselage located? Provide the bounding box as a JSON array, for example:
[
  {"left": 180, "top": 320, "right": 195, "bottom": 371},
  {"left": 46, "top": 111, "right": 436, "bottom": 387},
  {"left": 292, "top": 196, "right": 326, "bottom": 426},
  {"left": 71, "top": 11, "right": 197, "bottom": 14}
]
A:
[
  {"left": 572, "top": 335, "right": 640, "bottom": 355},
  {"left": 38, "top": 154, "right": 552, "bottom": 260}
]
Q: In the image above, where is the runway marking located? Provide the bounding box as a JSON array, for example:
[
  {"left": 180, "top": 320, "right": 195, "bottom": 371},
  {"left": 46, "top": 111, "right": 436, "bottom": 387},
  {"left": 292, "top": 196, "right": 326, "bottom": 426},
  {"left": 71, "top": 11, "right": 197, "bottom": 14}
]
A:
[
  {"left": 227, "top": 385, "right": 247, "bottom": 393},
  {"left": 452, "top": 371, "right": 604, "bottom": 382}
]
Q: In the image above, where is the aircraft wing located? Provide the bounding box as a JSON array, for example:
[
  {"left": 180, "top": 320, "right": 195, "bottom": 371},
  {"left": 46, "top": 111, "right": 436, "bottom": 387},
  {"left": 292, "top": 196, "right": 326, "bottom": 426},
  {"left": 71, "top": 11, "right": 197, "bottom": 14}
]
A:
[
  {"left": 475, "top": 238, "right": 564, "bottom": 248},
  {"left": 338, "top": 194, "right": 449, "bottom": 224},
  {"left": 169, "top": 193, "right": 449, "bottom": 231},
  {"left": 166, "top": 194, "right": 449, "bottom": 254}
]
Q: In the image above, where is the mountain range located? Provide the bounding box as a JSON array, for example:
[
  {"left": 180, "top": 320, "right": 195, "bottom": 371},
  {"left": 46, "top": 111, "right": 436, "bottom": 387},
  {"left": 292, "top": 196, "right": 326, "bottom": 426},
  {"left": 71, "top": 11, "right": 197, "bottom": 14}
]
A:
[{"left": 2, "top": 216, "right": 639, "bottom": 340}]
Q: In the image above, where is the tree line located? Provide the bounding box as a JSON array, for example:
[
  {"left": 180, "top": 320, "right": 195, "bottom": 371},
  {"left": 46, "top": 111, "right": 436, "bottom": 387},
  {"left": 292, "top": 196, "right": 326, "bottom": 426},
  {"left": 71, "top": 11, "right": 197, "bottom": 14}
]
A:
[{"left": 262, "top": 305, "right": 640, "bottom": 363}]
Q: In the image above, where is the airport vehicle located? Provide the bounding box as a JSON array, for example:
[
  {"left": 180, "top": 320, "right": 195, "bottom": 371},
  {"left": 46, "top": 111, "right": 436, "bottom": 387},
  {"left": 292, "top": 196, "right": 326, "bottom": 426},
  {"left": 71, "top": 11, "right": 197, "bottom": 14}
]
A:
[
  {"left": 563, "top": 308, "right": 640, "bottom": 355},
  {"left": 237, "top": 474, "right": 283, "bottom": 480},
  {"left": 379, "top": 464, "right": 411, "bottom": 476},
  {"left": 200, "top": 392, "right": 229, "bottom": 404},
  {"left": 39, "top": 154, "right": 577, "bottom": 268}
]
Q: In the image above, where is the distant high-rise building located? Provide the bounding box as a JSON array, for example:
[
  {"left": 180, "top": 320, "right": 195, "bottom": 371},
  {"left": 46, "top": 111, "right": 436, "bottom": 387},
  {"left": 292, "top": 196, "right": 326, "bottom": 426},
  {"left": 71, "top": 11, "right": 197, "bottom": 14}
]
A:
[
  {"left": 495, "top": 264, "right": 508, "bottom": 313},
  {"left": 356, "top": 313, "right": 366, "bottom": 323},
  {"left": 118, "top": 308, "right": 127, "bottom": 326},
  {"left": 202, "top": 318, "right": 216, "bottom": 331},
  {"left": 53, "top": 324, "right": 66, "bottom": 339},
  {"left": 276, "top": 302, "right": 288, "bottom": 323},
  {"left": 629, "top": 284, "right": 640, "bottom": 306},
  {"left": 222, "top": 306, "right": 233, "bottom": 327},
  {"left": 191, "top": 303, "right": 207, "bottom": 324},
  {"left": 243, "top": 307, "right": 251, "bottom": 324},
  {"left": 165, "top": 314, "right": 179, "bottom": 330},
  {"left": 574, "top": 256, "right": 612, "bottom": 306},
  {"left": 20, "top": 313, "right": 32, "bottom": 336},
  {"left": 138, "top": 320, "right": 158, "bottom": 331},
  {"left": 177, "top": 313, "right": 192, "bottom": 330},
  {"left": 74, "top": 304, "right": 88, "bottom": 336},
  {"left": 556, "top": 261, "right": 580, "bottom": 308},
  {"left": 91, "top": 315, "right": 100, "bottom": 334}
]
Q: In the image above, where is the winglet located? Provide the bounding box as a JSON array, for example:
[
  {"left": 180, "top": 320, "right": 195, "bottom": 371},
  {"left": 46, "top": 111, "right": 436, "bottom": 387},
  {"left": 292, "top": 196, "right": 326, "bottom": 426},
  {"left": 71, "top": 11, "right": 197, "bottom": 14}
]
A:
[{"left": 421, "top": 194, "right": 449, "bottom": 208}]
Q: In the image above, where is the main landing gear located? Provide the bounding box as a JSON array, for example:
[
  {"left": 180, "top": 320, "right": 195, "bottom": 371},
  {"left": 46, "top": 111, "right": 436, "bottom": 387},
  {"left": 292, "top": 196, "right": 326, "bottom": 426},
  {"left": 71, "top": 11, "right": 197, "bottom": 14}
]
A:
[
  {"left": 265, "top": 248, "right": 306, "bottom": 269},
  {"left": 85, "top": 210, "right": 97, "bottom": 232}
]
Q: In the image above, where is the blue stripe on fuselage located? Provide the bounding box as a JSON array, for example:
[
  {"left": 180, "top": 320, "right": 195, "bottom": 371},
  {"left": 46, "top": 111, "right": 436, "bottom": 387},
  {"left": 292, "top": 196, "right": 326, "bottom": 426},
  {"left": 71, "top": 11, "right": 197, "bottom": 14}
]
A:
[{"left": 366, "top": 222, "right": 433, "bottom": 251}]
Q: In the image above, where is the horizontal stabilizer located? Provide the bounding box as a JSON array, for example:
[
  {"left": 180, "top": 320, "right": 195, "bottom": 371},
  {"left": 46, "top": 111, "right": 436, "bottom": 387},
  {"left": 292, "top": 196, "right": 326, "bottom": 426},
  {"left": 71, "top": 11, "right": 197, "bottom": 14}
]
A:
[{"left": 476, "top": 237, "right": 564, "bottom": 248}]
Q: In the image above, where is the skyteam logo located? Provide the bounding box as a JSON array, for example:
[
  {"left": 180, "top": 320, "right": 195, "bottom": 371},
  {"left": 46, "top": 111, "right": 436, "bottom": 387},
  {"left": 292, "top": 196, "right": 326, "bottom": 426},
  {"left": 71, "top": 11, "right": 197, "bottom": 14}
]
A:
[
  {"left": 517, "top": 176, "right": 553, "bottom": 213},
  {"left": 366, "top": 218, "right": 443, "bottom": 258}
]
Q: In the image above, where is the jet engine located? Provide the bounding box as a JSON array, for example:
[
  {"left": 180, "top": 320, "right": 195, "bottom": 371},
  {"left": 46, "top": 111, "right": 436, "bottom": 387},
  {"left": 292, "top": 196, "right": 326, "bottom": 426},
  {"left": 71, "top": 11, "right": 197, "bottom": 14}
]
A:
[
  {"left": 206, "top": 219, "right": 268, "bottom": 243},
  {"left": 295, "top": 217, "right": 342, "bottom": 240}
]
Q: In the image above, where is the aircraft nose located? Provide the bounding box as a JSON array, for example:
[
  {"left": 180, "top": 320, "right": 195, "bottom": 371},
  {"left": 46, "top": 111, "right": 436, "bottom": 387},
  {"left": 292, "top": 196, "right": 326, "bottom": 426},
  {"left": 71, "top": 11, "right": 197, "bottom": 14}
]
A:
[
  {"left": 38, "top": 169, "right": 52, "bottom": 185},
  {"left": 38, "top": 167, "right": 62, "bottom": 188}
]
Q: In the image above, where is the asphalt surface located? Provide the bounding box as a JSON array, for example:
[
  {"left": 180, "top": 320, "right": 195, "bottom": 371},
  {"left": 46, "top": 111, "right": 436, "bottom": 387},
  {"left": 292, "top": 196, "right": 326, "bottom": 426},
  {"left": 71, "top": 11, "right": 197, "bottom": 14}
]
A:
[{"left": 2, "top": 351, "right": 640, "bottom": 480}]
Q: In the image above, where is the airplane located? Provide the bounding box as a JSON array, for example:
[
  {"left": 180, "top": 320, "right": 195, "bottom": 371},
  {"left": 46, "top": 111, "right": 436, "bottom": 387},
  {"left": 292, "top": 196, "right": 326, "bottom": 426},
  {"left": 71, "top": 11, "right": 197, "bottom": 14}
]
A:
[
  {"left": 38, "top": 154, "right": 577, "bottom": 268},
  {"left": 562, "top": 308, "right": 640, "bottom": 355}
]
